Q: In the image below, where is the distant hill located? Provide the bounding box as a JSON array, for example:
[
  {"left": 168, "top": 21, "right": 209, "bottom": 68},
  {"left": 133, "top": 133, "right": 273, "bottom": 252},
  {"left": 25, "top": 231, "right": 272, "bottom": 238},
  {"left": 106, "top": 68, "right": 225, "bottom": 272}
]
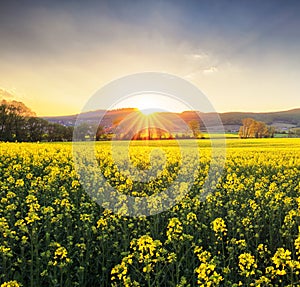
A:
[
  {"left": 43, "top": 108, "right": 300, "bottom": 132},
  {"left": 43, "top": 108, "right": 137, "bottom": 127},
  {"left": 220, "top": 108, "right": 300, "bottom": 125}
]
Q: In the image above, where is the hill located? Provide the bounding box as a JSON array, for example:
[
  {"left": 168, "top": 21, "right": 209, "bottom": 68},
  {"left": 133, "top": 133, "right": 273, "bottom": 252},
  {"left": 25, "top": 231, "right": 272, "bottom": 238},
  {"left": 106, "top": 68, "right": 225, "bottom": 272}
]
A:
[{"left": 43, "top": 108, "right": 300, "bottom": 132}]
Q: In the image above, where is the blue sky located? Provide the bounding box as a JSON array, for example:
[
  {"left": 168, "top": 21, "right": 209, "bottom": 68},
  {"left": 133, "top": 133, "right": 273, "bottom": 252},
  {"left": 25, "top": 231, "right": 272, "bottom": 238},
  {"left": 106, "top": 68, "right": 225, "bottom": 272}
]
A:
[{"left": 0, "top": 0, "right": 299, "bottom": 115}]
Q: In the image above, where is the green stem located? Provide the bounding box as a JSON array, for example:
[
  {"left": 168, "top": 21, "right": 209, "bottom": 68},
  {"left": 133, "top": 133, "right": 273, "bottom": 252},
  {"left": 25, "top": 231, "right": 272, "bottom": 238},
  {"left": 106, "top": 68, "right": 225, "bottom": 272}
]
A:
[
  {"left": 30, "top": 239, "right": 34, "bottom": 287},
  {"left": 60, "top": 268, "right": 63, "bottom": 287}
]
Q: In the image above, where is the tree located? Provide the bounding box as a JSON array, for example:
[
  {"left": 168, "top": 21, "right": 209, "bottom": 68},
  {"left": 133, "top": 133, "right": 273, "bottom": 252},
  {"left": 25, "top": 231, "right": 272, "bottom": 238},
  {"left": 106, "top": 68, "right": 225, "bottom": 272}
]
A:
[
  {"left": 96, "top": 125, "right": 109, "bottom": 140},
  {"left": 253, "top": 121, "right": 269, "bottom": 138},
  {"left": 238, "top": 118, "right": 254, "bottom": 139},
  {"left": 73, "top": 122, "right": 94, "bottom": 141},
  {"left": 26, "top": 117, "right": 49, "bottom": 142},
  {"left": 188, "top": 120, "right": 203, "bottom": 139},
  {"left": 0, "top": 99, "right": 73, "bottom": 142},
  {"left": 0, "top": 100, "right": 35, "bottom": 141},
  {"left": 288, "top": 128, "right": 300, "bottom": 137},
  {"left": 268, "top": 126, "right": 276, "bottom": 138},
  {"left": 239, "top": 118, "right": 273, "bottom": 138},
  {"left": 47, "top": 123, "right": 73, "bottom": 141}
]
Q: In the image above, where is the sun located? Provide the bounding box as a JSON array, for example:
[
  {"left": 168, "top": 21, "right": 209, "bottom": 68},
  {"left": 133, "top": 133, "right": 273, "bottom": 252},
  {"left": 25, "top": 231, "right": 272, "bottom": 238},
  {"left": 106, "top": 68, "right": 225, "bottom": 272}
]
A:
[{"left": 112, "top": 93, "right": 189, "bottom": 115}]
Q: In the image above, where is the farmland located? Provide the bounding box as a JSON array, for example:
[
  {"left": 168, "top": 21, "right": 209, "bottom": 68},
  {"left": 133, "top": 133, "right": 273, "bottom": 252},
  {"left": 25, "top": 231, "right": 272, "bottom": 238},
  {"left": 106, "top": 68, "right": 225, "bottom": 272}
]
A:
[{"left": 1, "top": 139, "right": 300, "bottom": 286}]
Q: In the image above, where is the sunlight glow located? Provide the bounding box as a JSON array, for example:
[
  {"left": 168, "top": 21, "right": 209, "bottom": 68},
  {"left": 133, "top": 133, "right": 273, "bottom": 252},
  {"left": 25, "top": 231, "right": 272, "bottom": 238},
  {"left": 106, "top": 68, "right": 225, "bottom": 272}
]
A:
[
  {"left": 112, "top": 93, "right": 190, "bottom": 115},
  {"left": 113, "top": 108, "right": 180, "bottom": 140}
]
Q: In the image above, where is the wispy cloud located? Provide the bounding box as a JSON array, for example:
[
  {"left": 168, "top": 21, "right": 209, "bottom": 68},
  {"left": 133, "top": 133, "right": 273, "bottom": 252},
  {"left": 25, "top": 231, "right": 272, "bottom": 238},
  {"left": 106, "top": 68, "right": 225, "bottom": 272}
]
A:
[
  {"left": 0, "top": 87, "right": 26, "bottom": 102},
  {"left": 203, "top": 66, "right": 218, "bottom": 75},
  {"left": 0, "top": 88, "right": 14, "bottom": 99}
]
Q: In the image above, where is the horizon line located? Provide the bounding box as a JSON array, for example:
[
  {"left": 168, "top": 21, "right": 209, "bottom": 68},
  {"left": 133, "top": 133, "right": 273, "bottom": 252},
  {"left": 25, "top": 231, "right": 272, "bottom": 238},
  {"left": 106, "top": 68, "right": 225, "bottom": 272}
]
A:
[{"left": 40, "top": 106, "right": 300, "bottom": 118}]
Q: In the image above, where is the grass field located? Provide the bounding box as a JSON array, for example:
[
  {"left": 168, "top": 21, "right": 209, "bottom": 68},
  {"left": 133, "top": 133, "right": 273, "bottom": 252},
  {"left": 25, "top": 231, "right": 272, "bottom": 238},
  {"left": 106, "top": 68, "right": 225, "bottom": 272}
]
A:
[
  {"left": 203, "top": 132, "right": 239, "bottom": 139},
  {"left": 1, "top": 139, "right": 300, "bottom": 286}
]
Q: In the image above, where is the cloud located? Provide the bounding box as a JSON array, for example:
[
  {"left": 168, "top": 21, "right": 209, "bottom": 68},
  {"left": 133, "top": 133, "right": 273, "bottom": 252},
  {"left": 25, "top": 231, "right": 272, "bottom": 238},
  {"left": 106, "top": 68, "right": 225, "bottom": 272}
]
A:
[
  {"left": 203, "top": 66, "right": 218, "bottom": 75},
  {"left": 0, "top": 87, "right": 25, "bottom": 102},
  {"left": 182, "top": 51, "right": 220, "bottom": 79},
  {"left": 185, "top": 52, "right": 209, "bottom": 61},
  {"left": 0, "top": 1, "right": 300, "bottom": 115},
  {"left": 0, "top": 88, "right": 15, "bottom": 100}
]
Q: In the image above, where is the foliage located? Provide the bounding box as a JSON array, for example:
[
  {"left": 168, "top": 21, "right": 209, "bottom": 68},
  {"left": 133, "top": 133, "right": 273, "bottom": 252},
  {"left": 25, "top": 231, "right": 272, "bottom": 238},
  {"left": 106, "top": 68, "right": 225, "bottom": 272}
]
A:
[
  {"left": 238, "top": 118, "right": 275, "bottom": 138},
  {"left": 289, "top": 128, "right": 300, "bottom": 138},
  {"left": 0, "top": 100, "right": 73, "bottom": 142},
  {"left": 188, "top": 120, "right": 203, "bottom": 139}
]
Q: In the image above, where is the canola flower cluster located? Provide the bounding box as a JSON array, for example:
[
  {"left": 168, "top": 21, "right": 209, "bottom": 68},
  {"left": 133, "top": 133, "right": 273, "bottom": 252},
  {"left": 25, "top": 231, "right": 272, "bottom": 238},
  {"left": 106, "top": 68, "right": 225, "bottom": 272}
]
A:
[{"left": 0, "top": 139, "right": 300, "bottom": 286}]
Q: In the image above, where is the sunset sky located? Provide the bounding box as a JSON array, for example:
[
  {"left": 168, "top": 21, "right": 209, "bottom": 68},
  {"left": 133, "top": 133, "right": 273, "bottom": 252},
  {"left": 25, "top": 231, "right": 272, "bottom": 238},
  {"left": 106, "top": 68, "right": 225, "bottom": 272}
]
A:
[{"left": 0, "top": 0, "right": 299, "bottom": 116}]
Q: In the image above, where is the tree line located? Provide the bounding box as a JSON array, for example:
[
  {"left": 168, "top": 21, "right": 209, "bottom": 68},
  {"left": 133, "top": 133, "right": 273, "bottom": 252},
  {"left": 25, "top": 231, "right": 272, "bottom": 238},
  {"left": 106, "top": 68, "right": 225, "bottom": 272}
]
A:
[
  {"left": 1, "top": 99, "right": 295, "bottom": 142},
  {"left": 238, "top": 118, "right": 275, "bottom": 138},
  {"left": 0, "top": 100, "right": 73, "bottom": 142}
]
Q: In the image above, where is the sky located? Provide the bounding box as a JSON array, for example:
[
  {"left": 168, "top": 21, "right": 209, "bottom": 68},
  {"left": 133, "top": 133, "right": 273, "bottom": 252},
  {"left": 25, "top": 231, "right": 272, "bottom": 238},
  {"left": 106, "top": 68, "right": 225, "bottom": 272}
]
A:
[{"left": 0, "top": 0, "right": 299, "bottom": 116}]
